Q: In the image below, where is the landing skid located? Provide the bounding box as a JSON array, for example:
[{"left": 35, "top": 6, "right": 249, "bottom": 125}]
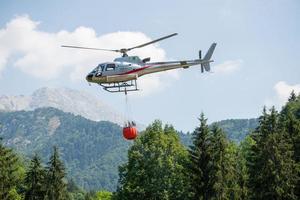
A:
[{"left": 99, "top": 80, "right": 139, "bottom": 93}]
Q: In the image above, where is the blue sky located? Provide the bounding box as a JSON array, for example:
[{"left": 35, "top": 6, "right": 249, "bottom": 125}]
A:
[{"left": 0, "top": 0, "right": 299, "bottom": 132}]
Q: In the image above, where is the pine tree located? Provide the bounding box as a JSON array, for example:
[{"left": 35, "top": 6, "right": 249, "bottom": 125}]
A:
[
  {"left": 24, "top": 154, "right": 46, "bottom": 200},
  {"left": 188, "top": 113, "right": 212, "bottom": 200},
  {"left": 45, "top": 146, "right": 68, "bottom": 200},
  {"left": 281, "top": 94, "right": 300, "bottom": 198},
  {"left": 248, "top": 107, "right": 298, "bottom": 199},
  {"left": 226, "top": 141, "right": 242, "bottom": 200},
  {"left": 288, "top": 90, "right": 297, "bottom": 102},
  {"left": 114, "top": 120, "right": 189, "bottom": 200},
  {"left": 209, "top": 125, "right": 232, "bottom": 200},
  {"left": 0, "top": 138, "right": 22, "bottom": 200},
  {"left": 236, "top": 135, "right": 255, "bottom": 200},
  {"left": 284, "top": 110, "right": 300, "bottom": 162},
  {"left": 188, "top": 114, "right": 240, "bottom": 200}
]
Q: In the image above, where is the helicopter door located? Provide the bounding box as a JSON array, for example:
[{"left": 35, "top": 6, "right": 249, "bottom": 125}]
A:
[{"left": 102, "top": 63, "right": 116, "bottom": 76}]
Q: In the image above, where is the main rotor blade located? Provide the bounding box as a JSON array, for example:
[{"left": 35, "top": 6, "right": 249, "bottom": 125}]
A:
[
  {"left": 61, "top": 45, "right": 119, "bottom": 52},
  {"left": 127, "top": 33, "right": 178, "bottom": 51}
]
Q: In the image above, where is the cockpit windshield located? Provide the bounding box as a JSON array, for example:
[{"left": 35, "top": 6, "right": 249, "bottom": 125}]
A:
[{"left": 91, "top": 64, "right": 105, "bottom": 74}]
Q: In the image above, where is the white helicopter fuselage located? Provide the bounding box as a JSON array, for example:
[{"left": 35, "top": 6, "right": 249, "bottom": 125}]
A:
[
  {"left": 86, "top": 43, "right": 216, "bottom": 85},
  {"left": 95, "top": 62, "right": 204, "bottom": 83},
  {"left": 86, "top": 59, "right": 209, "bottom": 84},
  {"left": 62, "top": 32, "right": 216, "bottom": 93}
]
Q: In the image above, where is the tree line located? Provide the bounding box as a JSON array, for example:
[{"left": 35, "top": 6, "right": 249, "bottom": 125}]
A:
[
  {"left": 1, "top": 91, "right": 300, "bottom": 199},
  {"left": 114, "top": 91, "right": 300, "bottom": 200},
  {"left": 0, "top": 142, "right": 111, "bottom": 200}
]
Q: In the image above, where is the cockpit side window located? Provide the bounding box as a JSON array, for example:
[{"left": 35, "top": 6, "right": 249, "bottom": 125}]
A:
[{"left": 106, "top": 64, "right": 115, "bottom": 71}]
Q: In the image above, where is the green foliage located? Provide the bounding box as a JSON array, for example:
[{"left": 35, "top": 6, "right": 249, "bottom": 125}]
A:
[
  {"left": 236, "top": 135, "right": 255, "bottom": 199},
  {"left": 281, "top": 92, "right": 300, "bottom": 197},
  {"left": 67, "top": 179, "right": 86, "bottom": 200},
  {"left": 94, "top": 190, "right": 112, "bottom": 200},
  {"left": 24, "top": 154, "right": 46, "bottom": 200},
  {"left": 188, "top": 113, "right": 212, "bottom": 199},
  {"left": 188, "top": 114, "right": 242, "bottom": 200},
  {"left": 8, "top": 187, "right": 23, "bottom": 200},
  {"left": 226, "top": 141, "right": 242, "bottom": 200},
  {"left": 209, "top": 125, "right": 228, "bottom": 199},
  {"left": 0, "top": 107, "right": 130, "bottom": 191},
  {"left": 212, "top": 118, "right": 259, "bottom": 143},
  {"left": 1, "top": 92, "right": 300, "bottom": 200},
  {"left": 68, "top": 191, "right": 85, "bottom": 200},
  {"left": 248, "top": 106, "right": 298, "bottom": 199},
  {"left": 0, "top": 107, "right": 259, "bottom": 191},
  {"left": 179, "top": 119, "right": 259, "bottom": 147},
  {"left": 114, "top": 120, "right": 189, "bottom": 200},
  {"left": 23, "top": 147, "right": 87, "bottom": 200},
  {"left": 178, "top": 131, "right": 192, "bottom": 147},
  {"left": 0, "top": 138, "right": 25, "bottom": 200},
  {"left": 45, "top": 146, "right": 68, "bottom": 200},
  {"left": 288, "top": 90, "right": 297, "bottom": 102},
  {"left": 84, "top": 191, "right": 96, "bottom": 200},
  {"left": 209, "top": 125, "right": 239, "bottom": 200}
]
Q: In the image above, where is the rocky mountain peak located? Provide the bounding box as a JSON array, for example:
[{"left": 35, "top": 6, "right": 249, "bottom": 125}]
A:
[{"left": 0, "top": 87, "right": 125, "bottom": 125}]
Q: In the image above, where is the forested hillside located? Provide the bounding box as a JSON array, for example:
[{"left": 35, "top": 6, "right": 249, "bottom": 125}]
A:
[
  {"left": 178, "top": 118, "right": 258, "bottom": 146},
  {"left": 0, "top": 107, "right": 258, "bottom": 191},
  {"left": 1, "top": 92, "right": 299, "bottom": 199},
  {"left": 213, "top": 118, "right": 258, "bottom": 142},
  {"left": 0, "top": 107, "right": 131, "bottom": 191}
]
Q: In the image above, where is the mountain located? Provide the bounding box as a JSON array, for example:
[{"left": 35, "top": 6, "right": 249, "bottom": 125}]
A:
[
  {"left": 0, "top": 87, "right": 259, "bottom": 190},
  {"left": 212, "top": 118, "right": 259, "bottom": 142},
  {"left": 0, "top": 107, "right": 258, "bottom": 191},
  {"left": 0, "top": 107, "right": 131, "bottom": 191},
  {"left": 0, "top": 87, "right": 125, "bottom": 125},
  {"left": 178, "top": 118, "right": 259, "bottom": 146}
]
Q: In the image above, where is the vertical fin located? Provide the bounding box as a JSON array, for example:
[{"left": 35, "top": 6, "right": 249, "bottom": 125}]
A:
[
  {"left": 204, "top": 43, "right": 217, "bottom": 60},
  {"left": 201, "top": 43, "right": 217, "bottom": 72}
]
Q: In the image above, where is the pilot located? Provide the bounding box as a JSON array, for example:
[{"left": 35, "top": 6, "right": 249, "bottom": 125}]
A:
[{"left": 95, "top": 65, "right": 102, "bottom": 77}]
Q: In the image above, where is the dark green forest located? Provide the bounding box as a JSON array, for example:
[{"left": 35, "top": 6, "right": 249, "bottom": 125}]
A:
[
  {"left": 0, "top": 108, "right": 131, "bottom": 190},
  {"left": 1, "top": 91, "right": 300, "bottom": 199},
  {"left": 0, "top": 107, "right": 257, "bottom": 191}
]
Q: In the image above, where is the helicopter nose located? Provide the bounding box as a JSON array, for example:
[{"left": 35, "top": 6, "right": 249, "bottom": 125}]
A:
[{"left": 86, "top": 73, "right": 93, "bottom": 82}]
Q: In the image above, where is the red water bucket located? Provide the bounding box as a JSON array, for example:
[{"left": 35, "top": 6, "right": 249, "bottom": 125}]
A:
[{"left": 123, "top": 126, "right": 138, "bottom": 140}]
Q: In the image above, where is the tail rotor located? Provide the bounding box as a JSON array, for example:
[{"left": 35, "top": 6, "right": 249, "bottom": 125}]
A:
[{"left": 199, "top": 50, "right": 204, "bottom": 73}]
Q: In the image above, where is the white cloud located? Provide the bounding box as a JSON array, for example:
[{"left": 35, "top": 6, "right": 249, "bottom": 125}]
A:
[
  {"left": 0, "top": 15, "right": 179, "bottom": 95},
  {"left": 265, "top": 81, "right": 300, "bottom": 108},
  {"left": 213, "top": 59, "right": 242, "bottom": 74}
]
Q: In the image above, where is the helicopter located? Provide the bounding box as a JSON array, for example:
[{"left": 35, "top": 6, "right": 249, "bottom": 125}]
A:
[{"left": 62, "top": 33, "right": 216, "bottom": 93}]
